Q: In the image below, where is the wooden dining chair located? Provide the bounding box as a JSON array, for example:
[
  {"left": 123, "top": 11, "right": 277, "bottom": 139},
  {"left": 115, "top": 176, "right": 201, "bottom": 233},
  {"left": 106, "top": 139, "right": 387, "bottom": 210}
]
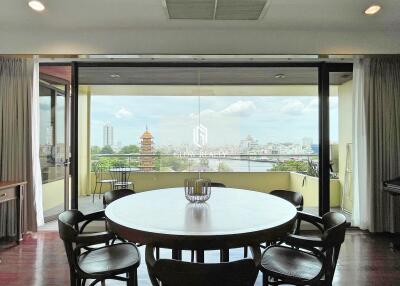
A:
[
  {"left": 270, "top": 189, "right": 304, "bottom": 211},
  {"left": 260, "top": 211, "right": 347, "bottom": 286},
  {"left": 103, "top": 188, "right": 137, "bottom": 245},
  {"left": 146, "top": 245, "right": 260, "bottom": 286},
  {"left": 58, "top": 210, "right": 140, "bottom": 286},
  {"left": 103, "top": 188, "right": 135, "bottom": 208},
  {"left": 270, "top": 189, "right": 304, "bottom": 235}
]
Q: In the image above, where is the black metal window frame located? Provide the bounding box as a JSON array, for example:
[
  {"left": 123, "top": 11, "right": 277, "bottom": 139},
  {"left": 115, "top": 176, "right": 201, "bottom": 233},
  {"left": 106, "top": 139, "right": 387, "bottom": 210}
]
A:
[{"left": 70, "top": 61, "right": 353, "bottom": 215}]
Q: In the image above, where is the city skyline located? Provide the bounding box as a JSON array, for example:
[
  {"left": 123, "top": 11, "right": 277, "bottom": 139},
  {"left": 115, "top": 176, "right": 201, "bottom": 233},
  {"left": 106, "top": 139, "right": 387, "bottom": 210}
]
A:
[{"left": 90, "top": 95, "right": 339, "bottom": 148}]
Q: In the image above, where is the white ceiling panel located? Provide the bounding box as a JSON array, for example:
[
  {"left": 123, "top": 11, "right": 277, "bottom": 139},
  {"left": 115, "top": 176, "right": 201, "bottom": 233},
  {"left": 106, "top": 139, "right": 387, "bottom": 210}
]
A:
[{"left": 0, "top": 0, "right": 399, "bottom": 54}]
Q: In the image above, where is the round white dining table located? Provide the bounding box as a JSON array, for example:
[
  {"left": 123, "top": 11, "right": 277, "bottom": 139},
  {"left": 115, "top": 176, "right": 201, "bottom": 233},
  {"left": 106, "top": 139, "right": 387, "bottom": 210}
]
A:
[{"left": 106, "top": 187, "right": 297, "bottom": 261}]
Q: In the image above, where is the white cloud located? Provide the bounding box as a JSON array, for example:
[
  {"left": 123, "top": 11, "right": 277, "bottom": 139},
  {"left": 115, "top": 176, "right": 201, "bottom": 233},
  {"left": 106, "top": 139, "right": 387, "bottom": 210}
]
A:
[
  {"left": 303, "top": 98, "right": 318, "bottom": 113},
  {"left": 220, "top": 100, "right": 256, "bottom": 116},
  {"left": 189, "top": 109, "right": 217, "bottom": 119},
  {"left": 114, "top": 107, "right": 133, "bottom": 119},
  {"left": 280, "top": 99, "right": 306, "bottom": 115},
  {"left": 188, "top": 101, "right": 256, "bottom": 118}
]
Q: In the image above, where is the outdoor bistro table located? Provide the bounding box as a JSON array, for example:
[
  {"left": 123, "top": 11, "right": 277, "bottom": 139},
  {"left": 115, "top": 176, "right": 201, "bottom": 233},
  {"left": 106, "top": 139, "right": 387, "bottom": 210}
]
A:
[
  {"left": 109, "top": 167, "right": 140, "bottom": 173},
  {"left": 109, "top": 167, "right": 139, "bottom": 189},
  {"left": 105, "top": 187, "right": 297, "bottom": 262}
]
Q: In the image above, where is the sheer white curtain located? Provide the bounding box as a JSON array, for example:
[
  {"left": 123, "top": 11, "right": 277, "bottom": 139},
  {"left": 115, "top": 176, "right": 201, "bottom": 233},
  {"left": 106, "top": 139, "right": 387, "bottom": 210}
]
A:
[
  {"left": 352, "top": 57, "right": 372, "bottom": 230},
  {"left": 32, "top": 56, "right": 44, "bottom": 227}
]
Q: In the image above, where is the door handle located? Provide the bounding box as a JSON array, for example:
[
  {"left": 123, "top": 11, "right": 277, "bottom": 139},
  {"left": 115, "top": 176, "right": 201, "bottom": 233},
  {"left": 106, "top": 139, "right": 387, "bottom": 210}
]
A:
[{"left": 64, "top": 159, "right": 70, "bottom": 166}]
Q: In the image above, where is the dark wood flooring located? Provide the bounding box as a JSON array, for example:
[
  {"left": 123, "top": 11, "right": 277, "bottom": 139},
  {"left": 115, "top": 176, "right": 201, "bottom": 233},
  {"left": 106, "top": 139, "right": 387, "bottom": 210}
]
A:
[{"left": 0, "top": 229, "right": 400, "bottom": 285}]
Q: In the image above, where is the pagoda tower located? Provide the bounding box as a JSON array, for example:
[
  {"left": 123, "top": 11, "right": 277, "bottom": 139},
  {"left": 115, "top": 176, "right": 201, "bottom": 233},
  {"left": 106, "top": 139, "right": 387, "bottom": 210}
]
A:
[{"left": 139, "top": 127, "right": 155, "bottom": 171}]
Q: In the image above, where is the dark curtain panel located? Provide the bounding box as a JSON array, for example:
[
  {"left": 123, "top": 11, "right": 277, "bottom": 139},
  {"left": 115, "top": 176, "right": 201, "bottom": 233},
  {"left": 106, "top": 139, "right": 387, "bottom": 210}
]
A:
[
  {"left": 365, "top": 57, "right": 400, "bottom": 232},
  {"left": 0, "top": 57, "right": 37, "bottom": 239}
]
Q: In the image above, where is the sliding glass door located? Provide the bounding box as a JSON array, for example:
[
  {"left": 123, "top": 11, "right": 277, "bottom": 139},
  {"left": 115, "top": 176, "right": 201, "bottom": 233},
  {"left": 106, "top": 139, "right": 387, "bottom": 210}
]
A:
[
  {"left": 67, "top": 61, "right": 353, "bottom": 216},
  {"left": 328, "top": 65, "right": 353, "bottom": 221},
  {"left": 71, "top": 63, "right": 327, "bottom": 215},
  {"left": 39, "top": 65, "right": 71, "bottom": 222}
]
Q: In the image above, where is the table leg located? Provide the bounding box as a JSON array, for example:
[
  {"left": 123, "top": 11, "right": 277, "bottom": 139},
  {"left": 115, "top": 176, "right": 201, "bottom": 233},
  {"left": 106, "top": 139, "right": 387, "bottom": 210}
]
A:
[
  {"left": 220, "top": 248, "right": 229, "bottom": 262},
  {"left": 196, "top": 250, "right": 204, "bottom": 263},
  {"left": 172, "top": 249, "right": 182, "bottom": 260}
]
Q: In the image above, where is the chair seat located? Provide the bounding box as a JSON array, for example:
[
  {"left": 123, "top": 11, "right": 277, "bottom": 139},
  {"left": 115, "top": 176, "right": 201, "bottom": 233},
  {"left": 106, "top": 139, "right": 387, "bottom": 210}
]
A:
[
  {"left": 97, "top": 179, "right": 116, "bottom": 183},
  {"left": 78, "top": 243, "right": 140, "bottom": 276},
  {"left": 261, "top": 246, "right": 323, "bottom": 282}
]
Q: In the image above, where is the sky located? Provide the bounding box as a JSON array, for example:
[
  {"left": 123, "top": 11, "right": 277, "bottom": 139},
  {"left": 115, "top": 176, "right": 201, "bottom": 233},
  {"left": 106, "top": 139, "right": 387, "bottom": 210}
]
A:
[{"left": 90, "top": 95, "right": 339, "bottom": 148}]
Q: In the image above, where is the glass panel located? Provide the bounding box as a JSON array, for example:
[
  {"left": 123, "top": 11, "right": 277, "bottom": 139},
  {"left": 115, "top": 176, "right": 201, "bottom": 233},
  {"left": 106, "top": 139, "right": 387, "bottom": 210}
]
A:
[
  {"left": 78, "top": 66, "right": 319, "bottom": 214},
  {"left": 329, "top": 71, "right": 353, "bottom": 222},
  {"left": 39, "top": 65, "right": 71, "bottom": 221}
]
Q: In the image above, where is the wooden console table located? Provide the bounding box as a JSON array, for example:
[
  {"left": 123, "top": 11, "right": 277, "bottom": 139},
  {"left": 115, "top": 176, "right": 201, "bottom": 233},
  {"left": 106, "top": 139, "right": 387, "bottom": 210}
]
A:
[{"left": 0, "top": 181, "right": 26, "bottom": 244}]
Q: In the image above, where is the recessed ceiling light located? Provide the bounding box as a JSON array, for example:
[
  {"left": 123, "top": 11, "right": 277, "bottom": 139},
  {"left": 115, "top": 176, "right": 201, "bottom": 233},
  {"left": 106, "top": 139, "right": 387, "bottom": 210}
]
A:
[
  {"left": 274, "top": 74, "right": 286, "bottom": 79},
  {"left": 364, "top": 4, "right": 381, "bottom": 15},
  {"left": 110, "top": 74, "right": 121, "bottom": 78},
  {"left": 28, "top": 1, "right": 45, "bottom": 12}
]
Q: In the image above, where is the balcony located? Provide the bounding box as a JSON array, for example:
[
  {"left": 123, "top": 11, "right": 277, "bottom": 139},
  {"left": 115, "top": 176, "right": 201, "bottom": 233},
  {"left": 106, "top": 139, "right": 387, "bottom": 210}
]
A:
[{"left": 42, "top": 153, "right": 352, "bottom": 221}]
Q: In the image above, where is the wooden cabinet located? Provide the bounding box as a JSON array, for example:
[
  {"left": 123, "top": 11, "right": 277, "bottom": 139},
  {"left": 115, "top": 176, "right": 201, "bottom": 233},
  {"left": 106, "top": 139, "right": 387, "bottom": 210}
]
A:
[{"left": 0, "top": 181, "right": 26, "bottom": 244}]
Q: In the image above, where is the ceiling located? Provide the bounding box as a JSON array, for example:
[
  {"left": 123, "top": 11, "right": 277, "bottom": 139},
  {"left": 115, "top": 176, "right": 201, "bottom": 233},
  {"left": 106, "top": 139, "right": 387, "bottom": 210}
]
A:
[
  {"left": 1, "top": 0, "right": 400, "bottom": 54},
  {"left": 78, "top": 66, "right": 352, "bottom": 85}
]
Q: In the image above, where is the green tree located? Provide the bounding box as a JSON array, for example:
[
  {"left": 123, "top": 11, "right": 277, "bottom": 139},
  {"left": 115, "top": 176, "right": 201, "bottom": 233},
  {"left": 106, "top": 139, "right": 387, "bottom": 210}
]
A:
[
  {"left": 100, "top": 145, "right": 114, "bottom": 154},
  {"left": 91, "top": 146, "right": 101, "bottom": 155},
  {"left": 119, "top": 145, "right": 140, "bottom": 154},
  {"left": 271, "top": 160, "right": 309, "bottom": 172},
  {"left": 154, "top": 151, "right": 161, "bottom": 171},
  {"left": 160, "top": 156, "right": 190, "bottom": 172},
  {"left": 217, "top": 162, "right": 233, "bottom": 172}
]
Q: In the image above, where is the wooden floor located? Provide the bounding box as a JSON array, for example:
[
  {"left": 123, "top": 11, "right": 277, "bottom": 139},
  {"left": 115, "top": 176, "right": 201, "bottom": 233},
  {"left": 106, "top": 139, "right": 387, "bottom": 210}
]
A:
[{"left": 0, "top": 229, "right": 400, "bottom": 285}]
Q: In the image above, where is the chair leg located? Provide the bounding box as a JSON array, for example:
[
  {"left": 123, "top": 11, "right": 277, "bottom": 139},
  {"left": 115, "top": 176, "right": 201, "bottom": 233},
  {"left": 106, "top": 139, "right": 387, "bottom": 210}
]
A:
[
  {"left": 243, "top": 246, "right": 248, "bottom": 258},
  {"left": 127, "top": 270, "right": 137, "bottom": 286},
  {"left": 92, "top": 183, "right": 98, "bottom": 203},
  {"left": 99, "top": 183, "right": 103, "bottom": 199},
  {"left": 263, "top": 273, "right": 269, "bottom": 286},
  {"left": 70, "top": 271, "right": 75, "bottom": 286},
  {"left": 295, "top": 219, "right": 301, "bottom": 234},
  {"left": 101, "top": 280, "right": 106, "bottom": 286},
  {"left": 155, "top": 247, "right": 160, "bottom": 259}
]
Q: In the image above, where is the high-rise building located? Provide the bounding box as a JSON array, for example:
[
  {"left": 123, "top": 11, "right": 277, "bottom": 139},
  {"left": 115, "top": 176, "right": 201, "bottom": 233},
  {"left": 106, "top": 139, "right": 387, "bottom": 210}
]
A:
[
  {"left": 103, "top": 123, "right": 114, "bottom": 146},
  {"left": 139, "top": 127, "right": 155, "bottom": 171},
  {"left": 302, "top": 137, "right": 313, "bottom": 147}
]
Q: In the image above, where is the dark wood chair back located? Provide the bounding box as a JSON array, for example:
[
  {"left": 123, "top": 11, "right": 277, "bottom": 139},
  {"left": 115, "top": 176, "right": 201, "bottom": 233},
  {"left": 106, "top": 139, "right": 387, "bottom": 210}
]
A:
[
  {"left": 210, "top": 182, "right": 226, "bottom": 188},
  {"left": 270, "top": 189, "right": 304, "bottom": 211},
  {"left": 103, "top": 188, "right": 135, "bottom": 207},
  {"left": 146, "top": 246, "right": 258, "bottom": 286},
  {"left": 321, "top": 212, "right": 347, "bottom": 282},
  {"left": 58, "top": 210, "right": 114, "bottom": 270},
  {"left": 58, "top": 210, "right": 84, "bottom": 271},
  {"left": 322, "top": 211, "right": 347, "bottom": 246}
]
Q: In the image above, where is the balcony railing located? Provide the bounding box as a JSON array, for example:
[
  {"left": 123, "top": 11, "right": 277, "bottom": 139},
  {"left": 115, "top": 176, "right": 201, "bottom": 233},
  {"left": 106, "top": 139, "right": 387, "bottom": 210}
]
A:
[{"left": 91, "top": 153, "right": 319, "bottom": 173}]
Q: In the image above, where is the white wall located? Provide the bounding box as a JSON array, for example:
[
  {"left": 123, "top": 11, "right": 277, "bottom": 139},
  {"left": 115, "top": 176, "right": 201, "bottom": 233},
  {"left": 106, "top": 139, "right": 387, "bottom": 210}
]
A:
[{"left": 1, "top": 28, "right": 400, "bottom": 55}]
